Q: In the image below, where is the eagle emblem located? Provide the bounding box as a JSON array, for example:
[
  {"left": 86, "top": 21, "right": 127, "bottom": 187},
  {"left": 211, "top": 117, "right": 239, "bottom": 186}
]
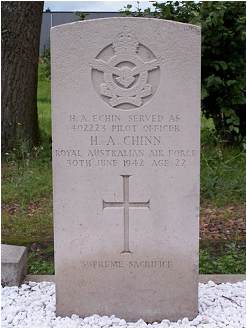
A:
[{"left": 90, "top": 28, "right": 160, "bottom": 109}]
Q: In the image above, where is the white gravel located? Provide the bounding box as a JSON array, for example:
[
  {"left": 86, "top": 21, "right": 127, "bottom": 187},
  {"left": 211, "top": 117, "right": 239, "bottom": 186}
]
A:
[{"left": 1, "top": 280, "right": 245, "bottom": 328}]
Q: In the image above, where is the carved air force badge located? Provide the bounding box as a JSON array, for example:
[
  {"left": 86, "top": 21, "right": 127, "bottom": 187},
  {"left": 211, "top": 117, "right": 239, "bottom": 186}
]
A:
[{"left": 91, "top": 28, "right": 160, "bottom": 110}]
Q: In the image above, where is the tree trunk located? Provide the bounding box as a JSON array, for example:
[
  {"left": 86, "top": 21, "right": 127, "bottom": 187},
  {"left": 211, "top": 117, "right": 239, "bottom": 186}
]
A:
[{"left": 2, "top": 1, "right": 44, "bottom": 154}]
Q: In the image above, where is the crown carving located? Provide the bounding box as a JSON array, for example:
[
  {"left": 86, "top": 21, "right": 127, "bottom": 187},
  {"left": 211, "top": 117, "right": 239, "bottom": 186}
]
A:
[{"left": 112, "top": 28, "right": 139, "bottom": 55}]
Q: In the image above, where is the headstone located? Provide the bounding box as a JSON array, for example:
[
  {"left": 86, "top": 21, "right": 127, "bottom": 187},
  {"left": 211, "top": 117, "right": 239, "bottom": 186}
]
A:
[
  {"left": 51, "top": 17, "right": 201, "bottom": 322},
  {"left": 1, "top": 244, "right": 27, "bottom": 286}
]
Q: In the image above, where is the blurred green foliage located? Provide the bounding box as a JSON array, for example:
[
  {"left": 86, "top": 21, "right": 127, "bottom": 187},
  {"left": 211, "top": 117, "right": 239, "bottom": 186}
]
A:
[
  {"left": 121, "top": 1, "right": 246, "bottom": 143},
  {"left": 201, "top": 2, "right": 245, "bottom": 143}
]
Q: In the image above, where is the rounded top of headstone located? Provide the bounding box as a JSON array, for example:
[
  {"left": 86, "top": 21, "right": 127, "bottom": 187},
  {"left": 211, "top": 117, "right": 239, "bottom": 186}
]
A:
[{"left": 51, "top": 17, "right": 201, "bottom": 34}]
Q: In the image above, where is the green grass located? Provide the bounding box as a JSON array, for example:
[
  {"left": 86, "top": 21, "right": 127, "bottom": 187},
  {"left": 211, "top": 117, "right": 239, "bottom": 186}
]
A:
[
  {"left": 1, "top": 63, "right": 246, "bottom": 274},
  {"left": 2, "top": 64, "right": 53, "bottom": 248},
  {"left": 28, "top": 245, "right": 54, "bottom": 275},
  {"left": 37, "top": 64, "right": 51, "bottom": 139},
  {"left": 201, "top": 142, "right": 245, "bottom": 206},
  {"left": 199, "top": 241, "right": 246, "bottom": 274},
  {"left": 2, "top": 169, "right": 53, "bottom": 249}
]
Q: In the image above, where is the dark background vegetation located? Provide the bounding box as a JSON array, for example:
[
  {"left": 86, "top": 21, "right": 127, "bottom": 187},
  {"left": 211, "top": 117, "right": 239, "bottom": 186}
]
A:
[
  {"left": 2, "top": 1, "right": 246, "bottom": 274},
  {"left": 121, "top": 1, "right": 246, "bottom": 143}
]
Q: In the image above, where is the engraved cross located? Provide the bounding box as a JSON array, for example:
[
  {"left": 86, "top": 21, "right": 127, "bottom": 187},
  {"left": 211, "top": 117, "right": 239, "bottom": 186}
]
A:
[{"left": 103, "top": 175, "right": 150, "bottom": 254}]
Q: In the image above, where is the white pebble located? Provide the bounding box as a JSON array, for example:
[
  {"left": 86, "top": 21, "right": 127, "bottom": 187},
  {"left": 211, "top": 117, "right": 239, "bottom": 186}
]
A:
[{"left": 1, "top": 280, "right": 245, "bottom": 328}]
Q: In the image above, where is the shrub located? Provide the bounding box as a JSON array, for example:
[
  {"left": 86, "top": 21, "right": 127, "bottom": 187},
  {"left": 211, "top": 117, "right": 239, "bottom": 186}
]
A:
[{"left": 121, "top": 1, "right": 246, "bottom": 143}]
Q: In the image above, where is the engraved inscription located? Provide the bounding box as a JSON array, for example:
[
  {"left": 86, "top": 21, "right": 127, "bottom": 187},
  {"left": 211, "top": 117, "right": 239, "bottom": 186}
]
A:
[
  {"left": 103, "top": 175, "right": 150, "bottom": 253},
  {"left": 91, "top": 27, "right": 160, "bottom": 109},
  {"left": 54, "top": 112, "right": 198, "bottom": 169},
  {"left": 80, "top": 259, "right": 172, "bottom": 269}
]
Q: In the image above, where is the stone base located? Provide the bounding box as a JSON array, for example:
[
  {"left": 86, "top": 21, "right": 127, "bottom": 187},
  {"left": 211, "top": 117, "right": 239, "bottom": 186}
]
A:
[
  {"left": 1, "top": 244, "right": 27, "bottom": 286},
  {"left": 24, "top": 274, "right": 246, "bottom": 284},
  {"left": 199, "top": 274, "right": 245, "bottom": 283}
]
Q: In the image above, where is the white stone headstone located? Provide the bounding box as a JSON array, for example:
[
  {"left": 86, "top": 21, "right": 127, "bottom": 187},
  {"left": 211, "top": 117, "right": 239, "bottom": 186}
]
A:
[{"left": 51, "top": 17, "right": 201, "bottom": 322}]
